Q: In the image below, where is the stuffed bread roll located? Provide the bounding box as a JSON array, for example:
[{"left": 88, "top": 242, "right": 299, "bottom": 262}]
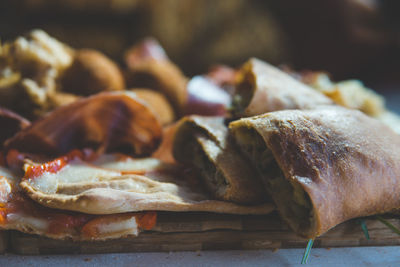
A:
[
  {"left": 173, "top": 116, "right": 268, "bottom": 204},
  {"left": 232, "top": 58, "right": 333, "bottom": 117},
  {"left": 230, "top": 106, "right": 400, "bottom": 238}
]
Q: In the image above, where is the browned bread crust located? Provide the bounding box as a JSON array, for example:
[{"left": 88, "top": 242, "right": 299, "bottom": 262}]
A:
[{"left": 230, "top": 106, "right": 400, "bottom": 238}]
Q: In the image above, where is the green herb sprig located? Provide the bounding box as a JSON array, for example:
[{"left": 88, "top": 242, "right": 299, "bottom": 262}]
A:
[
  {"left": 301, "top": 239, "right": 314, "bottom": 264},
  {"left": 376, "top": 216, "right": 400, "bottom": 235},
  {"left": 358, "top": 219, "right": 370, "bottom": 240}
]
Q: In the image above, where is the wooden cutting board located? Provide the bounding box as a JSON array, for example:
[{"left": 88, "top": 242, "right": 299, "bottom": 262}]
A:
[{"left": 6, "top": 212, "right": 400, "bottom": 255}]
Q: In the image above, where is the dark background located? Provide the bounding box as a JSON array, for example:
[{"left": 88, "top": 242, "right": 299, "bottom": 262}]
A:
[{"left": 1, "top": 0, "right": 399, "bottom": 91}]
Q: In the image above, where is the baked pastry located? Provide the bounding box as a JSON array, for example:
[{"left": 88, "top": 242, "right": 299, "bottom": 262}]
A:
[
  {"left": 230, "top": 106, "right": 400, "bottom": 238},
  {"left": 232, "top": 58, "right": 333, "bottom": 117},
  {"left": 173, "top": 116, "right": 267, "bottom": 204}
]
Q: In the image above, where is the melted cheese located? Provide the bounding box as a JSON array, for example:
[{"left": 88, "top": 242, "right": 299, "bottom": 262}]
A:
[
  {"left": 97, "top": 216, "right": 138, "bottom": 237},
  {"left": 93, "top": 155, "right": 164, "bottom": 172},
  {"left": 0, "top": 177, "right": 12, "bottom": 203},
  {"left": 28, "top": 158, "right": 182, "bottom": 197},
  {"left": 7, "top": 213, "right": 49, "bottom": 231},
  {"left": 30, "top": 160, "right": 121, "bottom": 194}
]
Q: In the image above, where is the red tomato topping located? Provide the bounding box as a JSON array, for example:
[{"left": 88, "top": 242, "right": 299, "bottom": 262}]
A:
[
  {"left": 0, "top": 191, "right": 93, "bottom": 234},
  {"left": 136, "top": 211, "right": 157, "bottom": 230},
  {"left": 81, "top": 212, "right": 157, "bottom": 238},
  {"left": 47, "top": 213, "right": 92, "bottom": 235},
  {"left": 24, "top": 149, "right": 85, "bottom": 179}
]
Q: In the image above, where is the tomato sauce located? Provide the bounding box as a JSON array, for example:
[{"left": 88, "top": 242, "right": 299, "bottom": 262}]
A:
[{"left": 24, "top": 150, "right": 84, "bottom": 179}]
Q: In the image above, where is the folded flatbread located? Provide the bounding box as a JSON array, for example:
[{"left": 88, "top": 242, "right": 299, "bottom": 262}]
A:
[
  {"left": 0, "top": 166, "right": 156, "bottom": 241},
  {"left": 232, "top": 58, "right": 333, "bottom": 117},
  {"left": 173, "top": 116, "right": 268, "bottom": 204},
  {"left": 20, "top": 153, "right": 274, "bottom": 215},
  {"left": 230, "top": 106, "right": 400, "bottom": 238}
]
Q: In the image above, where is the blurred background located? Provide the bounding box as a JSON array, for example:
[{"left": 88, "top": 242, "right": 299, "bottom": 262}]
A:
[{"left": 1, "top": 0, "right": 399, "bottom": 95}]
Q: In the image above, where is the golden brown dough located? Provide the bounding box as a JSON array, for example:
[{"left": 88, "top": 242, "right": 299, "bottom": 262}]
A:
[
  {"left": 173, "top": 116, "right": 268, "bottom": 204},
  {"left": 232, "top": 58, "right": 333, "bottom": 117},
  {"left": 230, "top": 106, "right": 400, "bottom": 238}
]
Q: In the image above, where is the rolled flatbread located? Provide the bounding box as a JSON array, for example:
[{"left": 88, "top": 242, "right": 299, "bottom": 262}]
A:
[
  {"left": 173, "top": 116, "right": 268, "bottom": 204},
  {"left": 232, "top": 58, "right": 333, "bottom": 117},
  {"left": 230, "top": 106, "right": 400, "bottom": 238}
]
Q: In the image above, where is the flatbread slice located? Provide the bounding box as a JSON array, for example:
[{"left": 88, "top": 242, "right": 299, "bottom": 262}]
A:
[
  {"left": 173, "top": 115, "right": 268, "bottom": 204},
  {"left": 230, "top": 106, "right": 400, "bottom": 238},
  {"left": 20, "top": 152, "right": 274, "bottom": 215}
]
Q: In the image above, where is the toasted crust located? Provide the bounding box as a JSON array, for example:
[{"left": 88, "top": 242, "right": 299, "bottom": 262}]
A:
[{"left": 230, "top": 107, "right": 400, "bottom": 237}]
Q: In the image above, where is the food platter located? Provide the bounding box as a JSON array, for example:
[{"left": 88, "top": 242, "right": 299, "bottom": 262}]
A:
[{"left": 1, "top": 30, "right": 400, "bottom": 257}]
